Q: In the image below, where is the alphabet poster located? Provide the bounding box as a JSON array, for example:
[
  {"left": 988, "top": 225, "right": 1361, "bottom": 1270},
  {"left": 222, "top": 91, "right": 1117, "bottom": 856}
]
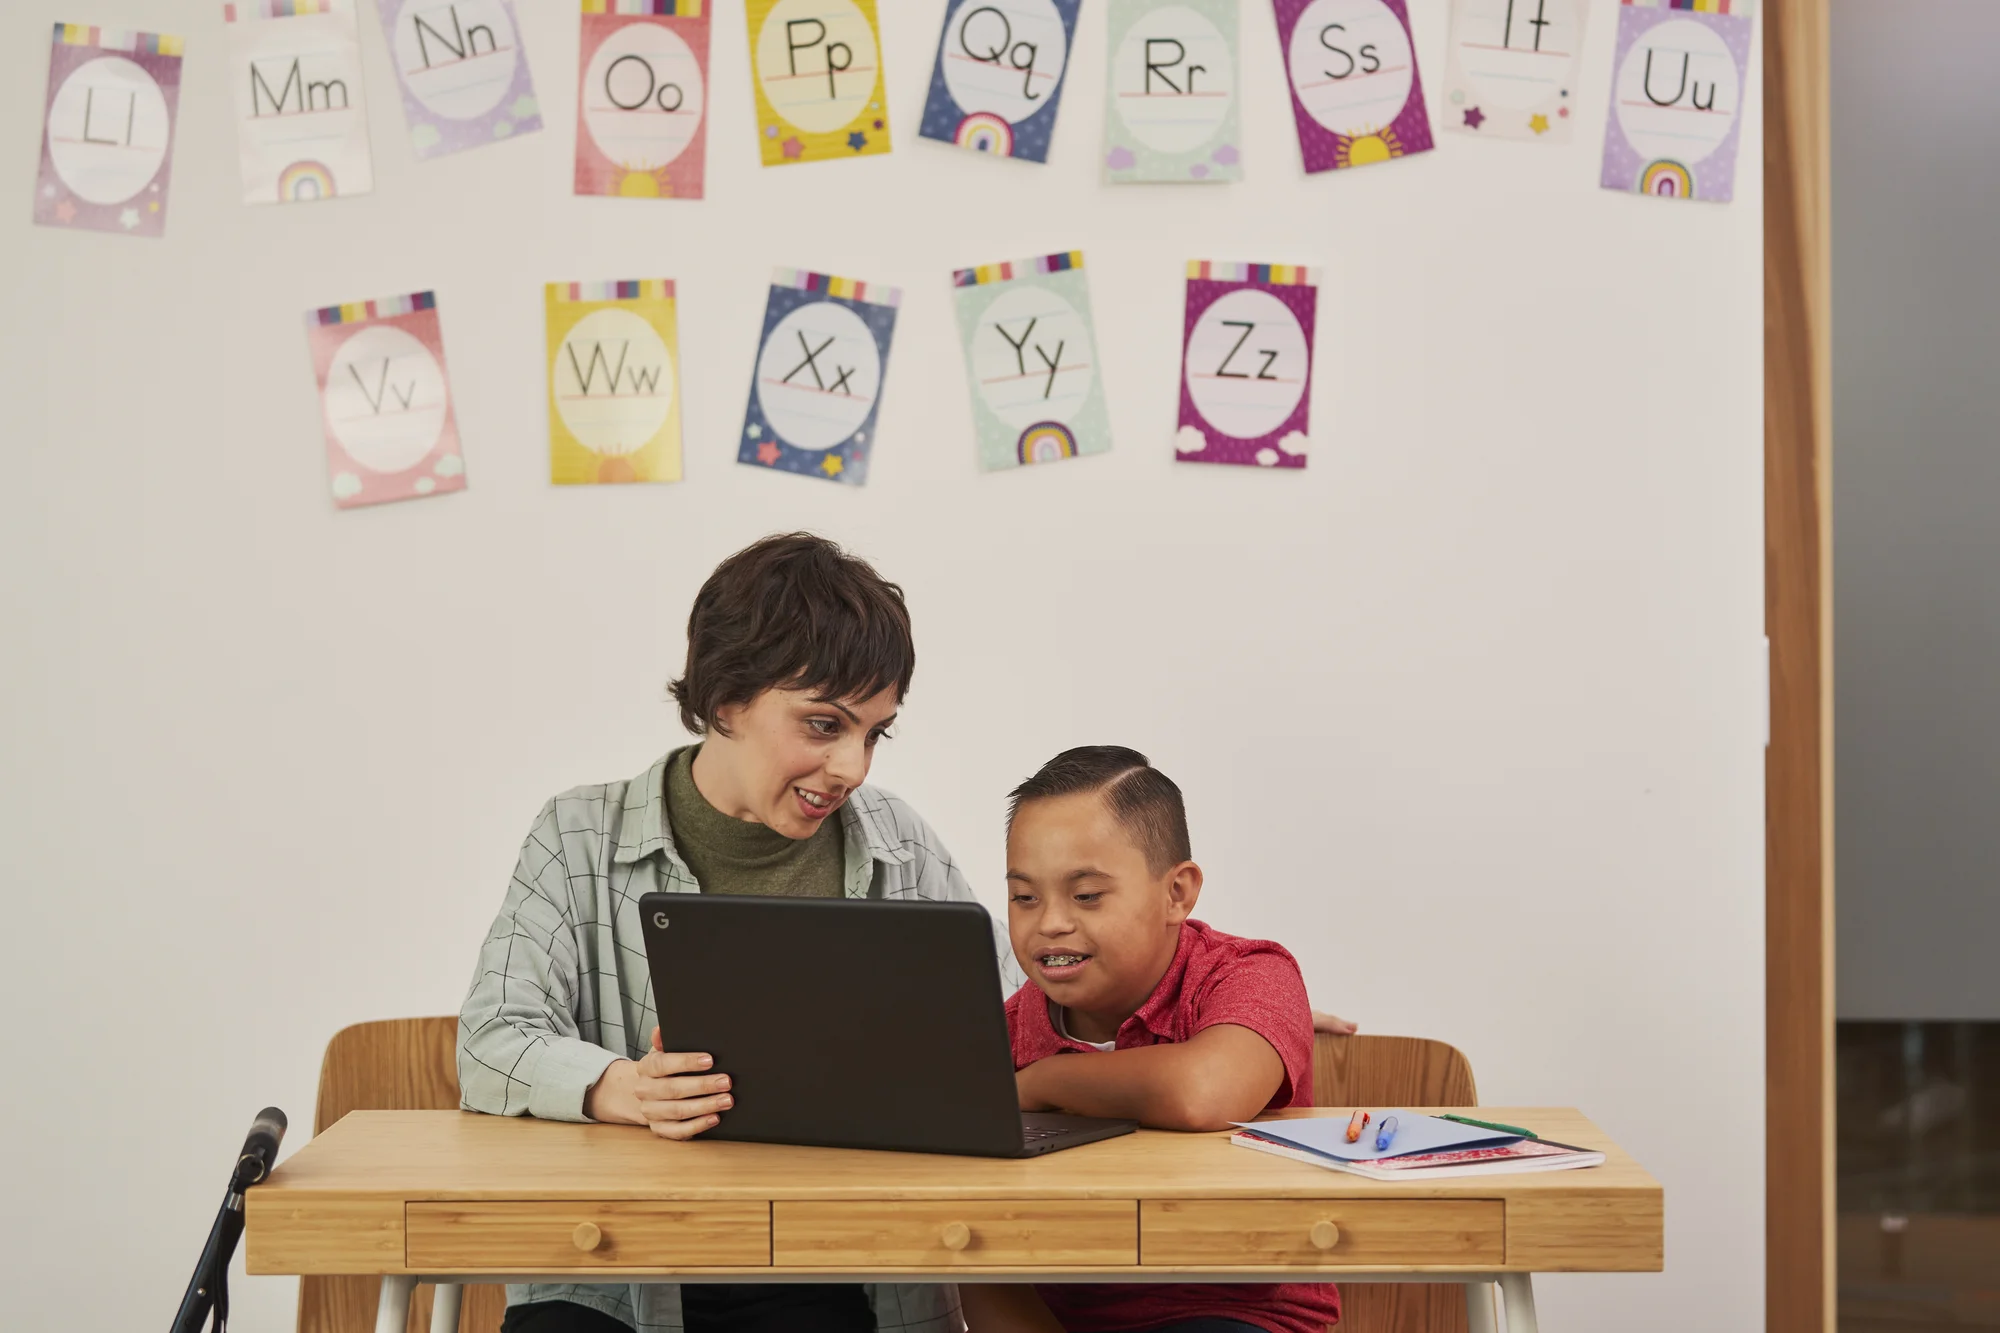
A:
[
  {"left": 575, "top": 1, "right": 709, "bottom": 200},
  {"left": 226, "top": 1, "right": 374, "bottom": 204},
  {"left": 306, "top": 292, "right": 467, "bottom": 509},
  {"left": 745, "top": 0, "right": 890, "bottom": 164},
  {"left": 374, "top": 0, "right": 542, "bottom": 159},
  {"left": 1177, "top": 262, "right": 1317, "bottom": 469},
  {"left": 1442, "top": 0, "right": 1587, "bottom": 142},
  {"left": 1600, "top": 0, "right": 1754, "bottom": 202},
  {"left": 34, "top": 24, "right": 183, "bottom": 238},
  {"left": 739, "top": 270, "right": 900, "bottom": 486},
  {"left": 1103, "top": 0, "right": 1243, "bottom": 183},
  {"left": 1273, "top": 0, "right": 1433, "bottom": 172},
  {"left": 547, "top": 280, "right": 682, "bottom": 485},
  {"left": 919, "top": 0, "right": 1080, "bottom": 162},
  {"left": 952, "top": 252, "right": 1112, "bottom": 471}
]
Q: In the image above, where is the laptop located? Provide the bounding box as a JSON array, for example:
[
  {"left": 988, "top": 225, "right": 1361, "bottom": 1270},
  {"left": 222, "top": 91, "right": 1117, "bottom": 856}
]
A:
[{"left": 639, "top": 893, "right": 1136, "bottom": 1158}]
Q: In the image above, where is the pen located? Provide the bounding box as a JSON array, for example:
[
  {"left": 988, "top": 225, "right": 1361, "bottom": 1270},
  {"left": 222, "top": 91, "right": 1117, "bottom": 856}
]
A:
[
  {"left": 1374, "top": 1115, "right": 1399, "bottom": 1152},
  {"left": 1442, "top": 1114, "right": 1539, "bottom": 1140},
  {"left": 1344, "top": 1110, "right": 1371, "bottom": 1143}
]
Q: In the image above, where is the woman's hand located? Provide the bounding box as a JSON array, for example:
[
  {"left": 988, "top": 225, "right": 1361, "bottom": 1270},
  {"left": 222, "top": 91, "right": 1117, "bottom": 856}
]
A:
[{"left": 586, "top": 1028, "right": 735, "bottom": 1139}]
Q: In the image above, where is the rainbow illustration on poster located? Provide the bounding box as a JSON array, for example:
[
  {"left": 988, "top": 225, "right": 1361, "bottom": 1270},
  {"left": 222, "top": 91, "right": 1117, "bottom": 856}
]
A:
[
  {"left": 1017, "top": 422, "right": 1078, "bottom": 464},
  {"left": 1639, "top": 159, "right": 1693, "bottom": 198},
  {"left": 955, "top": 111, "right": 1015, "bottom": 155},
  {"left": 278, "top": 160, "right": 337, "bottom": 201}
]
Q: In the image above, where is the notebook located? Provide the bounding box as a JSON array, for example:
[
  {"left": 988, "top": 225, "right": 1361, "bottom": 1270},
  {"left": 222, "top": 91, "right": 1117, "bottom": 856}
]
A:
[
  {"left": 1228, "top": 1111, "right": 1513, "bottom": 1162},
  {"left": 1234, "top": 1129, "right": 1605, "bottom": 1180}
]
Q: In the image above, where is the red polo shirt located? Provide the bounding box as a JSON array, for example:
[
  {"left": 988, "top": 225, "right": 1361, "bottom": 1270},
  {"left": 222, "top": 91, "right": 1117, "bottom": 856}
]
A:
[{"left": 1004, "top": 918, "right": 1341, "bottom": 1333}]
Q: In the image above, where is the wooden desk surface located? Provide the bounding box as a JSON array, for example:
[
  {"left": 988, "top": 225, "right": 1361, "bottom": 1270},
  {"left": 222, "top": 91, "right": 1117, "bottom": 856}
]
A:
[{"left": 247, "top": 1108, "right": 1662, "bottom": 1279}]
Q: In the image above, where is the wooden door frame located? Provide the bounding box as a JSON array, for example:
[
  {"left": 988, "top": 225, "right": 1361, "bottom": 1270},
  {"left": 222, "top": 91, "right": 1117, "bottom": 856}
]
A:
[{"left": 1764, "top": 1, "right": 1834, "bottom": 1330}]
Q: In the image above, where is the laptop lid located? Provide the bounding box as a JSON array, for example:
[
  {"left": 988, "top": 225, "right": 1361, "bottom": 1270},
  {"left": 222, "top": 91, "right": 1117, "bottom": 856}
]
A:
[{"left": 642, "top": 893, "right": 1026, "bottom": 1156}]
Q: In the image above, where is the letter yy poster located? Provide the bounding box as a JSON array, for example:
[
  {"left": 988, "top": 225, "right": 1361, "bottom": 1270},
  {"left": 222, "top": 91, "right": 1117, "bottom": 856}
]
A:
[
  {"left": 739, "top": 269, "right": 900, "bottom": 486},
  {"left": 1273, "top": 0, "right": 1433, "bottom": 173},
  {"left": 952, "top": 252, "right": 1112, "bottom": 472},
  {"left": 1441, "top": 0, "right": 1588, "bottom": 142},
  {"left": 547, "top": 280, "right": 682, "bottom": 485},
  {"left": 1103, "top": 0, "right": 1243, "bottom": 183},
  {"left": 745, "top": 0, "right": 890, "bottom": 165},
  {"left": 226, "top": 0, "right": 375, "bottom": 205},
  {"left": 575, "top": 0, "right": 709, "bottom": 199},
  {"left": 375, "top": 0, "right": 542, "bottom": 159},
  {"left": 1176, "top": 262, "right": 1318, "bottom": 469},
  {"left": 306, "top": 292, "right": 467, "bottom": 509},
  {"left": 1600, "top": 0, "right": 1754, "bottom": 202},
  {"left": 919, "top": 0, "right": 1080, "bottom": 162},
  {"left": 34, "top": 23, "right": 184, "bottom": 237}
]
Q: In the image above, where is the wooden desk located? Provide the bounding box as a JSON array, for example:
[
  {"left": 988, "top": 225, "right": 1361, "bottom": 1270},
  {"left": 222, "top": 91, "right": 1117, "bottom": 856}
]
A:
[{"left": 247, "top": 1108, "right": 1662, "bottom": 1333}]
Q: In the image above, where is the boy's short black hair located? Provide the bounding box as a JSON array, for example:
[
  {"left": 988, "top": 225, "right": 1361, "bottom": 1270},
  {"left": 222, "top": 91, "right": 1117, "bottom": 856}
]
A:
[
  {"left": 1007, "top": 746, "right": 1193, "bottom": 875},
  {"left": 668, "top": 532, "right": 915, "bottom": 736}
]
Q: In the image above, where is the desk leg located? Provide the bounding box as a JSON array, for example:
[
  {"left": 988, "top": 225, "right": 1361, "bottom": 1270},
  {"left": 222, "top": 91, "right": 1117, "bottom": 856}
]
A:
[
  {"left": 432, "top": 1282, "right": 463, "bottom": 1333},
  {"left": 1464, "top": 1281, "right": 1498, "bottom": 1333},
  {"left": 1497, "top": 1273, "right": 1539, "bottom": 1333},
  {"left": 375, "top": 1274, "right": 416, "bottom": 1333}
]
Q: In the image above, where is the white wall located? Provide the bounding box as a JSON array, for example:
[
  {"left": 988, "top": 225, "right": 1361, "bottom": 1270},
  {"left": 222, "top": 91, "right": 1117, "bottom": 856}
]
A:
[{"left": 0, "top": 0, "right": 1764, "bottom": 1327}]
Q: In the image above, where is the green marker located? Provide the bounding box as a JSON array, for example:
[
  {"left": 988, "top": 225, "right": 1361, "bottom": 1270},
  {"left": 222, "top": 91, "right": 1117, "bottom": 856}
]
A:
[{"left": 1442, "top": 1113, "right": 1538, "bottom": 1140}]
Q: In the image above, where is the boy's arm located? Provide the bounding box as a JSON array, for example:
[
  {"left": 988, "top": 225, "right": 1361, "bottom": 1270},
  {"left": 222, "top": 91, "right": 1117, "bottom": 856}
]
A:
[{"left": 1015, "top": 1024, "right": 1286, "bottom": 1131}]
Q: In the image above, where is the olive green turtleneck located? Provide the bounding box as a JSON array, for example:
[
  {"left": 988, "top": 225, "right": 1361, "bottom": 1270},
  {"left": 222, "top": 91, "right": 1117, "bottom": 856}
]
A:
[{"left": 663, "top": 746, "right": 844, "bottom": 899}]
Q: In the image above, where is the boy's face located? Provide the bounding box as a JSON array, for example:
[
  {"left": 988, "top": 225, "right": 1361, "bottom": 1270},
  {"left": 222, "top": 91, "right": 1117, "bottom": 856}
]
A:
[
  {"left": 1006, "top": 791, "right": 1200, "bottom": 1025},
  {"left": 705, "top": 685, "right": 900, "bottom": 838}
]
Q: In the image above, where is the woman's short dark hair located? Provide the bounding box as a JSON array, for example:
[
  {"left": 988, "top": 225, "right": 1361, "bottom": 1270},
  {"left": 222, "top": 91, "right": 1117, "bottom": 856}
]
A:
[
  {"left": 668, "top": 532, "right": 916, "bottom": 736},
  {"left": 1007, "top": 746, "right": 1192, "bottom": 874}
]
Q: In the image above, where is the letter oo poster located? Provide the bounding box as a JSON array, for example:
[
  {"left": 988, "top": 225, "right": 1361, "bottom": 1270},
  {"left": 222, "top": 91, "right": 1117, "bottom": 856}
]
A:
[{"left": 575, "top": 0, "right": 709, "bottom": 199}]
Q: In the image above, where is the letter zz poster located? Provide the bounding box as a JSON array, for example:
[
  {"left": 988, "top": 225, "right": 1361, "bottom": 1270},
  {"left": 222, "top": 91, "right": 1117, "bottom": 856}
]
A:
[
  {"left": 1601, "top": 0, "right": 1753, "bottom": 202},
  {"left": 375, "top": 0, "right": 542, "bottom": 158},
  {"left": 745, "top": 0, "right": 890, "bottom": 164},
  {"left": 952, "top": 252, "right": 1112, "bottom": 471},
  {"left": 34, "top": 24, "right": 183, "bottom": 237},
  {"left": 575, "top": 0, "right": 709, "bottom": 199},
  {"left": 1103, "top": 0, "right": 1242, "bottom": 183},
  {"left": 919, "top": 0, "right": 1079, "bottom": 162},
  {"left": 1442, "top": 0, "right": 1587, "bottom": 142},
  {"left": 1177, "top": 262, "right": 1317, "bottom": 469},
  {"left": 306, "top": 292, "right": 467, "bottom": 508},
  {"left": 547, "top": 281, "right": 682, "bottom": 485},
  {"left": 226, "top": 1, "right": 375, "bottom": 204},
  {"left": 1274, "top": 0, "right": 1432, "bottom": 172},
  {"left": 739, "top": 270, "right": 899, "bottom": 486}
]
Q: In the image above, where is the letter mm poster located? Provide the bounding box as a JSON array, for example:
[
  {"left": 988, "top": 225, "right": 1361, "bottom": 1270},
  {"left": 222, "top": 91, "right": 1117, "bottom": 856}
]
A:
[
  {"left": 575, "top": 0, "right": 709, "bottom": 199},
  {"left": 225, "top": 0, "right": 375, "bottom": 204},
  {"left": 1102, "top": 0, "right": 1243, "bottom": 182},
  {"left": 34, "top": 23, "right": 184, "bottom": 237},
  {"left": 306, "top": 292, "right": 467, "bottom": 508},
  {"left": 1177, "top": 262, "right": 1318, "bottom": 469},
  {"left": 1601, "top": 0, "right": 1754, "bottom": 202},
  {"left": 919, "top": 0, "right": 1080, "bottom": 162},
  {"left": 1273, "top": 0, "right": 1433, "bottom": 172},
  {"left": 952, "top": 252, "right": 1112, "bottom": 471},
  {"left": 374, "top": 0, "right": 542, "bottom": 158},
  {"left": 547, "top": 280, "right": 682, "bottom": 485},
  {"left": 745, "top": 0, "right": 890, "bottom": 164},
  {"left": 739, "top": 270, "right": 900, "bottom": 486}
]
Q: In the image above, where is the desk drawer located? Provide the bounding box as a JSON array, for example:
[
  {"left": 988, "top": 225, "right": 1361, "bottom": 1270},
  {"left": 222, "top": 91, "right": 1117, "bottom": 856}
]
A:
[
  {"left": 774, "top": 1201, "right": 1137, "bottom": 1267},
  {"left": 406, "top": 1202, "right": 770, "bottom": 1270},
  {"left": 1141, "top": 1199, "right": 1504, "bottom": 1267}
]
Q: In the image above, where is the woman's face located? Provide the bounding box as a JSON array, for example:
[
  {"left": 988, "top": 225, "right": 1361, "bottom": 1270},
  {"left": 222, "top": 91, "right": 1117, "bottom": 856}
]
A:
[{"left": 701, "top": 685, "right": 901, "bottom": 838}]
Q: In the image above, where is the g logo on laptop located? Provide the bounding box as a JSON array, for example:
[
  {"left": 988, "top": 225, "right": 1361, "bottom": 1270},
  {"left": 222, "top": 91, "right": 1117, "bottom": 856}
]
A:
[{"left": 652, "top": 911, "right": 670, "bottom": 929}]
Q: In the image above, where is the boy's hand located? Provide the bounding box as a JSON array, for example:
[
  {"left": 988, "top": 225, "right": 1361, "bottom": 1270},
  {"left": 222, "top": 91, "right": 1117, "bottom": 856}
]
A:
[
  {"left": 1311, "top": 1010, "right": 1358, "bottom": 1036},
  {"left": 586, "top": 1028, "right": 734, "bottom": 1139}
]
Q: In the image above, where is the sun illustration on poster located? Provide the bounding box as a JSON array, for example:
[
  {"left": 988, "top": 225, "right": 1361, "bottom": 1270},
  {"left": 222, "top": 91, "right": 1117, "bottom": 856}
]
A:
[{"left": 1336, "top": 127, "right": 1402, "bottom": 168}]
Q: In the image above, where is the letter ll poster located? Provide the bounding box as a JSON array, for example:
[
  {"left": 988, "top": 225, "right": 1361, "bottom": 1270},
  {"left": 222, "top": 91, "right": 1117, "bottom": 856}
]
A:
[
  {"left": 919, "top": 0, "right": 1080, "bottom": 162},
  {"left": 1177, "top": 262, "right": 1317, "bottom": 469},
  {"left": 306, "top": 292, "right": 468, "bottom": 508},
  {"left": 548, "top": 280, "right": 682, "bottom": 485},
  {"left": 226, "top": 0, "right": 375, "bottom": 204},
  {"left": 745, "top": 0, "right": 890, "bottom": 165},
  {"left": 1441, "top": 0, "right": 1588, "bottom": 142},
  {"left": 575, "top": 0, "right": 709, "bottom": 199},
  {"left": 739, "top": 270, "right": 900, "bottom": 487},
  {"left": 34, "top": 23, "right": 184, "bottom": 237},
  {"left": 1273, "top": 0, "right": 1433, "bottom": 172},
  {"left": 375, "top": 0, "right": 542, "bottom": 159},
  {"left": 952, "top": 252, "right": 1112, "bottom": 471},
  {"left": 1600, "top": 0, "right": 1754, "bottom": 202},
  {"left": 1103, "top": 0, "right": 1242, "bottom": 183}
]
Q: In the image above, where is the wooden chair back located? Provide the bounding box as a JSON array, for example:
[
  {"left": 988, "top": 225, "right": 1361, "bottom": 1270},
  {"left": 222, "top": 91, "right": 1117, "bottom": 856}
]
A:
[
  {"left": 297, "top": 1018, "right": 505, "bottom": 1333},
  {"left": 1310, "top": 1033, "right": 1480, "bottom": 1333}
]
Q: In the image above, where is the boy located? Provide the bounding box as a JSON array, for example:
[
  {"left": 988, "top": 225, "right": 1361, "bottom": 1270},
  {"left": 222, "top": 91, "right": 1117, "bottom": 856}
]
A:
[{"left": 961, "top": 747, "right": 1341, "bottom": 1333}]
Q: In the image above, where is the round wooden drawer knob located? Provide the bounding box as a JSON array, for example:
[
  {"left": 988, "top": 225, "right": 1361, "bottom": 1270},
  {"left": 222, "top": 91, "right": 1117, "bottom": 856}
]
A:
[
  {"left": 940, "top": 1222, "right": 972, "bottom": 1252},
  {"left": 1308, "top": 1221, "right": 1341, "bottom": 1251},
  {"left": 572, "top": 1222, "right": 603, "bottom": 1253}
]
